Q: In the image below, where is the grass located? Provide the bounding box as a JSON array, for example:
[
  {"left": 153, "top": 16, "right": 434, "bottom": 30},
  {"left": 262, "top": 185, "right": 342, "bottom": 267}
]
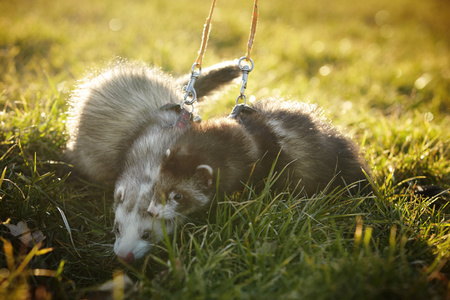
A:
[{"left": 1, "top": 0, "right": 449, "bottom": 298}]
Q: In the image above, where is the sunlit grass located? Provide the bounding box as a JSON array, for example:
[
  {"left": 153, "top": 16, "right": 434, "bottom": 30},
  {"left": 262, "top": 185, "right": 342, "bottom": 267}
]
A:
[{"left": 1, "top": 0, "right": 449, "bottom": 298}]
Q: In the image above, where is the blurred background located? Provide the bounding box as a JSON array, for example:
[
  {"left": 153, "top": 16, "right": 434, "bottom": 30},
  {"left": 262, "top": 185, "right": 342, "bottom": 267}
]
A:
[{"left": 1, "top": 0, "right": 449, "bottom": 117}]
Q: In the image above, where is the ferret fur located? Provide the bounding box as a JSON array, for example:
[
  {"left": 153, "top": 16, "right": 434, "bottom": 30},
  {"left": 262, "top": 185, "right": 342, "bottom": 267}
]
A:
[
  {"left": 65, "top": 60, "right": 240, "bottom": 261},
  {"left": 148, "top": 99, "right": 372, "bottom": 222}
]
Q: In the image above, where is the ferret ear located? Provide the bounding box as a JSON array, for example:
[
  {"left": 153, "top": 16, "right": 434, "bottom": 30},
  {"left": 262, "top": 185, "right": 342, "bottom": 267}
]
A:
[
  {"left": 195, "top": 164, "right": 214, "bottom": 187},
  {"left": 114, "top": 186, "right": 125, "bottom": 205}
]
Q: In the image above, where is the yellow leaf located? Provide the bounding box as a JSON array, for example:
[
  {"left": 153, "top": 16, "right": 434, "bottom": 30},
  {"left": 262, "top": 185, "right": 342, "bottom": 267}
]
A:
[
  {"left": 0, "top": 237, "right": 15, "bottom": 271},
  {"left": 0, "top": 166, "right": 6, "bottom": 190},
  {"left": 36, "top": 247, "right": 54, "bottom": 256}
]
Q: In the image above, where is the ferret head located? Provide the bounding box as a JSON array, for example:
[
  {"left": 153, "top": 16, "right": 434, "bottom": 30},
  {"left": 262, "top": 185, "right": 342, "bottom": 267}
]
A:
[
  {"left": 147, "top": 148, "right": 215, "bottom": 220},
  {"left": 112, "top": 171, "right": 177, "bottom": 264}
]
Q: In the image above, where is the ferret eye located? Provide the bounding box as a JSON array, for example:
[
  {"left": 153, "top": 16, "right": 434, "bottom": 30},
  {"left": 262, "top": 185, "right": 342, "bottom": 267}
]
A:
[
  {"left": 173, "top": 194, "right": 183, "bottom": 201},
  {"left": 142, "top": 232, "right": 152, "bottom": 241}
]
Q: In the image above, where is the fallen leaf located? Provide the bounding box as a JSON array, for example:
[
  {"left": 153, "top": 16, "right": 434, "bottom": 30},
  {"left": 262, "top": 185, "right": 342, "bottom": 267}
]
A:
[{"left": 4, "top": 221, "right": 46, "bottom": 247}]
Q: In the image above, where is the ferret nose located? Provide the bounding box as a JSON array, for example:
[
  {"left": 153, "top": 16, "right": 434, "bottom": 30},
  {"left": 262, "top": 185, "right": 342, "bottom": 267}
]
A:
[
  {"left": 119, "top": 252, "right": 135, "bottom": 264},
  {"left": 147, "top": 204, "right": 160, "bottom": 218}
]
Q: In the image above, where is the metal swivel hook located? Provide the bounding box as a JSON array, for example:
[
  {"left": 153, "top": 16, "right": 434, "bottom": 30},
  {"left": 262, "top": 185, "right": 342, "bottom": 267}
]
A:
[
  {"left": 235, "top": 57, "right": 254, "bottom": 105},
  {"left": 182, "top": 63, "right": 202, "bottom": 111}
]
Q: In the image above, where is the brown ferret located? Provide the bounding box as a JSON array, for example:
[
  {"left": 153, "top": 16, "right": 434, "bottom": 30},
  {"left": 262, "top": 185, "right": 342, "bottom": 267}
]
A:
[{"left": 147, "top": 99, "right": 372, "bottom": 220}]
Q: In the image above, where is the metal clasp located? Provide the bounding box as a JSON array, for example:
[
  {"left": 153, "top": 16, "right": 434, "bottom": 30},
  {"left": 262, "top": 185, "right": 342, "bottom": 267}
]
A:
[
  {"left": 236, "top": 57, "right": 254, "bottom": 105},
  {"left": 182, "top": 63, "right": 202, "bottom": 112}
]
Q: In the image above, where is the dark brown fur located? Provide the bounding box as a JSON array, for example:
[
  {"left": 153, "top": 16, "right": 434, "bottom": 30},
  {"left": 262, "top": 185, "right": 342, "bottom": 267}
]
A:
[{"left": 151, "top": 99, "right": 372, "bottom": 219}]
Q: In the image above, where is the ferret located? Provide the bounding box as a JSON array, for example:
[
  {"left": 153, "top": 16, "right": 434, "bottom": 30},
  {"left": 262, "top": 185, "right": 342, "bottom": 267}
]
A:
[
  {"left": 148, "top": 99, "right": 372, "bottom": 222},
  {"left": 65, "top": 60, "right": 240, "bottom": 263}
]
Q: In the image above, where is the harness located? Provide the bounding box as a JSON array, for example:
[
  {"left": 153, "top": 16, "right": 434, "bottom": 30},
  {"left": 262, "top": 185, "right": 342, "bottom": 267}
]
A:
[
  {"left": 159, "top": 103, "right": 201, "bottom": 130},
  {"left": 227, "top": 104, "right": 257, "bottom": 123}
]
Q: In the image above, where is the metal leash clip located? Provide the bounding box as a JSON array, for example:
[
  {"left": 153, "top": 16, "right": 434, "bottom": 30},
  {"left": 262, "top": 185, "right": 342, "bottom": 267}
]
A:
[
  {"left": 229, "top": 57, "right": 255, "bottom": 121},
  {"left": 181, "top": 62, "right": 201, "bottom": 113},
  {"left": 235, "top": 57, "right": 254, "bottom": 106},
  {"left": 171, "top": 63, "right": 201, "bottom": 129}
]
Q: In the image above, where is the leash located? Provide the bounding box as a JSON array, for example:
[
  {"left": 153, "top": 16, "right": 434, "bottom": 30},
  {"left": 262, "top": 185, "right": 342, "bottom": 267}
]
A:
[
  {"left": 245, "top": 0, "right": 259, "bottom": 62},
  {"left": 168, "top": 0, "right": 216, "bottom": 130},
  {"left": 181, "top": 0, "right": 217, "bottom": 115},
  {"left": 229, "top": 0, "right": 259, "bottom": 120},
  {"left": 171, "top": 0, "right": 259, "bottom": 127}
]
